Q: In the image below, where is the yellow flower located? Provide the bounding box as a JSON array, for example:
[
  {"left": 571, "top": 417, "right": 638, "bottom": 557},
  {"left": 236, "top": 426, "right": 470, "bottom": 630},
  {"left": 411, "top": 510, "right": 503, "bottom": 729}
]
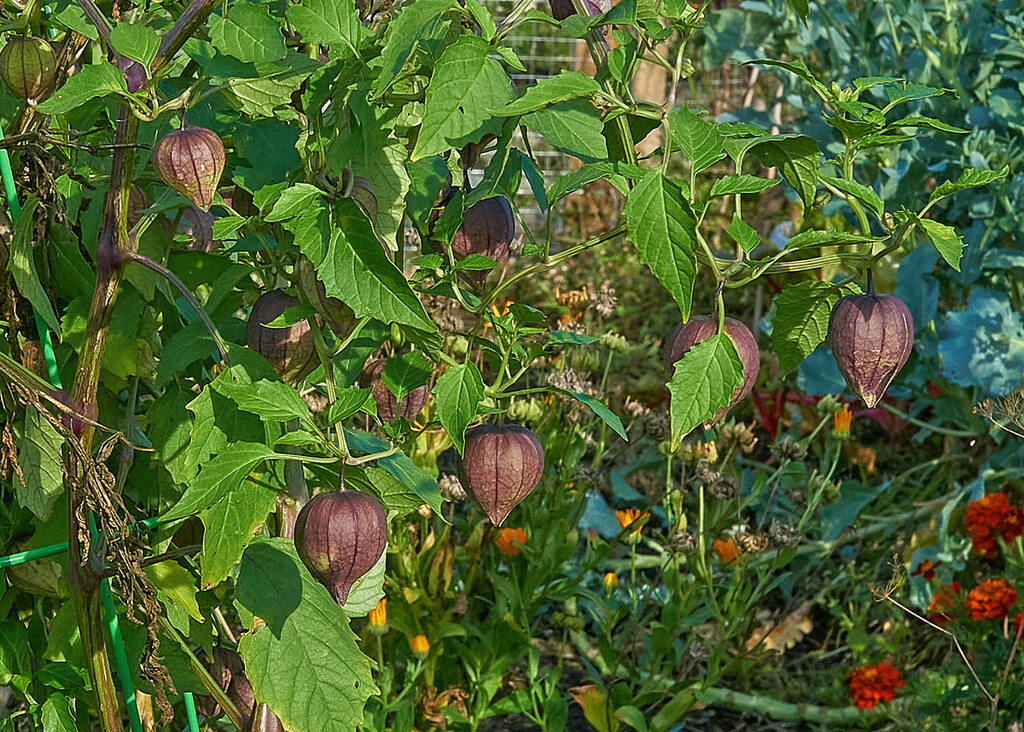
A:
[
  {"left": 494, "top": 527, "right": 528, "bottom": 556},
  {"left": 367, "top": 597, "right": 387, "bottom": 635},
  {"left": 615, "top": 508, "right": 649, "bottom": 537},
  {"left": 833, "top": 406, "right": 852, "bottom": 438},
  {"left": 408, "top": 634, "right": 430, "bottom": 658},
  {"left": 713, "top": 538, "right": 741, "bottom": 564},
  {"left": 603, "top": 572, "right": 618, "bottom": 592}
]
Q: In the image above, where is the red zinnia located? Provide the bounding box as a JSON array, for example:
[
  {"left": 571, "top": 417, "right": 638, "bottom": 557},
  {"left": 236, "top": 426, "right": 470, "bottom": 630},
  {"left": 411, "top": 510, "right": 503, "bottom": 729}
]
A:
[
  {"left": 927, "top": 582, "right": 962, "bottom": 626},
  {"left": 966, "top": 578, "right": 1018, "bottom": 621},
  {"left": 846, "top": 662, "right": 905, "bottom": 709},
  {"left": 965, "top": 492, "right": 1024, "bottom": 557}
]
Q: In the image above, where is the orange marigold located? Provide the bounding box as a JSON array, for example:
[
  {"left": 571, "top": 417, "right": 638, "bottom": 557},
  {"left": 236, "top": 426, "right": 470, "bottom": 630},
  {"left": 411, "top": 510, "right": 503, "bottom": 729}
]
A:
[
  {"left": 965, "top": 492, "right": 1024, "bottom": 557},
  {"left": 494, "top": 527, "right": 527, "bottom": 556},
  {"left": 926, "top": 582, "right": 961, "bottom": 627},
  {"left": 966, "top": 578, "right": 1018, "bottom": 621},
  {"left": 712, "top": 538, "right": 741, "bottom": 564},
  {"left": 845, "top": 662, "right": 905, "bottom": 709}
]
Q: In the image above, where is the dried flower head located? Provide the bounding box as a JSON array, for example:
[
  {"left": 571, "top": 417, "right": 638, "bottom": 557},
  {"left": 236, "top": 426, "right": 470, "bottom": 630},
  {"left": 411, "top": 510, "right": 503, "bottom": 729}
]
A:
[
  {"left": 547, "top": 368, "right": 594, "bottom": 396},
  {"left": 576, "top": 464, "right": 609, "bottom": 491},
  {"left": 494, "top": 527, "right": 528, "bottom": 556},
  {"left": 439, "top": 473, "right": 467, "bottom": 501},
  {"left": 767, "top": 521, "right": 801, "bottom": 549},
  {"left": 736, "top": 531, "right": 770, "bottom": 554},
  {"left": 966, "top": 579, "right": 1018, "bottom": 621},
  {"left": 717, "top": 421, "right": 758, "bottom": 454},
  {"left": 974, "top": 389, "right": 1024, "bottom": 440},
  {"left": 591, "top": 281, "right": 618, "bottom": 318},
  {"left": 681, "top": 440, "right": 718, "bottom": 464},
  {"left": 671, "top": 530, "right": 697, "bottom": 554},
  {"left": 845, "top": 662, "right": 904, "bottom": 709},
  {"left": 965, "top": 492, "right": 1024, "bottom": 557},
  {"left": 770, "top": 435, "right": 807, "bottom": 462}
]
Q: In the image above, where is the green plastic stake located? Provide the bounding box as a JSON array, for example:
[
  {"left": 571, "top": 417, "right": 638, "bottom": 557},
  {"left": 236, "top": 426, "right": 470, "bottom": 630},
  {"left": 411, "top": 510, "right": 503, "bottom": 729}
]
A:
[{"left": 184, "top": 692, "right": 201, "bottom": 732}]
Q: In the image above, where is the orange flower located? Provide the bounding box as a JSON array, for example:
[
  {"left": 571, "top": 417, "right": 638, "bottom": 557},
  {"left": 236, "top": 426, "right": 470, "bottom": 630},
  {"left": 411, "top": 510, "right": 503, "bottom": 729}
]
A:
[
  {"left": 911, "top": 559, "right": 942, "bottom": 580},
  {"left": 965, "top": 492, "right": 1024, "bottom": 557},
  {"left": 494, "top": 527, "right": 527, "bottom": 556},
  {"left": 926, "top": 582, "right": 962, "bottom": 626},
  {"left": 712, "top": 538, "right": 741, "bottom": 564},
  {"left": 615, "top": 508, "right": 648, "bottom": 536},
  {"left": 846, "top": 662, "right": 904, "bottom": 709},
  {"left": 833, "top": 406, "right": 852, "bottom": 438},
  {"left": 603, "top": 572, "right": 618, "bottom": 591},
  {"left": 367, "top": 597, "right": 388, "bottom": 634},
  {"left": 408, "top": 634, "right": 430, "bottom": 657},
  {"left": 966, "top": 579, "right": 1018, "bottom": 621}
]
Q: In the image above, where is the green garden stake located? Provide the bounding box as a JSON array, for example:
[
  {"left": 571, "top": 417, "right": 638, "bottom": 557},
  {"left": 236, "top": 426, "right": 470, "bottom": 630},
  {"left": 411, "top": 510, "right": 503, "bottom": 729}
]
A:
[{"left": 184, "top": 692, "right": 201, "bottom": 732}]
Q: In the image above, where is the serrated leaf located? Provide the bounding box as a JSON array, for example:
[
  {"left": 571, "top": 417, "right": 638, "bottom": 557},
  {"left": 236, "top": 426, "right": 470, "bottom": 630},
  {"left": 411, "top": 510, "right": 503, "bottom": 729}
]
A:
[
  {"left": 750, "top": 58, "right": 828, "bottom": 100},
  {"left": 214, "top": 375, "right": 313, "bottom": 424},
  {"left": 727, "top": 212, "right": 759, "bottom": 254},
  {"left": 163, "top": 442, "right": 276, "bottom": 521},
  {"left": 41, "top": 694, "right": 77, "bottom": 732},
  {"left": 708, "top": 174, "right": 779, "bottom": 197},
  {"left": 412, "top": 35, "right": 514, "bottom": 160},
  {"left": 348, "top": 466, "right": 430, "bottom": 518},
  {"left": 624, "top": 170, "right": 697, "bottom": 321},
  {"left": 917, "top": 218, "right": 964, "bottom": 272},
  {"left": 670, "top": 106, "right": 725, "bottom": 174},
  {"left": 222, "top": 53, "right": 319, "bottom": 118},
  {"left": 434, "top": 362, "right": 484, "bottom": 454},
  {"left": 340, "top": 549, "right": 386, "bottom": 616},
  {"left": 381, "top": 351, "right": 434, "bottom": 402},
  {"left": 110, "top": 23, "right": 160, "bottom": 67},
  {"left": 16, "top": 408, "right": 64, "bottom": 521},
  {"left": 548, "top": 161, "right": 645, "bottom": 203},
  {"left": 888, "top": 115, "right": 967, "bottom": 134},
  {"left": 146, "top": 560, "right": 203, "bottom": 622},
  {"left": 7, "top": 197, "right": 60, "bottom": 336},
  {"left": 345, "top": 430, "right": 443, "bottom": 515},
  {"left": 750, "top": 136, "right": 820, "bottom": 206},
  {"left": 236, "top": 540, "right": 377, "bottom": 730},
  {"left": 820, "top": 175, "right": 884, "bottom": 219},
  {"left": 265, "top": 183, "right": 323, "bottom": 222},
  {"left": 286, "top": 0, "right": 361, "bottom": 52},
  {"left": 275, "top": 429, "right": 319, "bottom": 447},
  {"left": 319, "top": 199, "right": 436, "bottom": 331},
  {"left": 668, "top": 334, "right": 742, "bottom": 440},
  {"left": 36, "top": 62, "right": 128, "bottom": 114},
  {"left": 491, "top": 71, "right": 602, "bottom": 115},
  {"left": 328, "top": 387, "right": 372, "bottom": 424},
  {"left": 524, "top": 99, "right": 608, "bottom": 161},
  {"left": 771, "top": 280, "right": 859, "bottom": 375},
  {"left": 374, "top": 0, "right": 453, "bottom": 94},
  {"left": 210, "top": 4, "right": 286, "bottom": 64},
  {"left": 929, "top": 165, "right": 1009, "bottom": 205},
  {"left": 783, "top": 229, "right": 883, "bottom": 250},
  {"left": 199, "top": 480, "right": 277, "bottom": 589}
]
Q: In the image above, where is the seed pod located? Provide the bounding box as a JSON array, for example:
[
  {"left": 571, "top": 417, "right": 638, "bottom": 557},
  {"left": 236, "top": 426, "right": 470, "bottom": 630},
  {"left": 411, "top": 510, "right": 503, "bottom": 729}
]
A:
[
  {"left": 458, "top": 424, "right": 545, "bottom": 526},
  {"left": 549, "top": 0, "right": 575, "bottom": 20},
  {"left": 664, "top": 316, "right": 760, "bottom": 427},
  {"left": 347, "top": 173, "right": 379, "bottom": 224},
  {"left": 362, "top": 359, "right": 428, "bottom": 423},
  {"left": 246, "top": 290, "right": 319, "bottom": 385},
  {"left": 294, "top": 490, "right": 387, "bottom": 605},
  {"left": 152, "top": 126, "right": 225, "bottom": 212},
  {"left": 294, "top": 255, "right": 355, "bottom": 340},
  {"left": 0, "top": 37, "right": 56, "bottom": 101},
  {"left": 450, "top": 196, "right": 515, "bottom": 262},
  {"left": 827, "top": 287, "right": 913, "bottom": 408},
  {"left": 194, "top": 647, "right": 244, "bottom": 718}
]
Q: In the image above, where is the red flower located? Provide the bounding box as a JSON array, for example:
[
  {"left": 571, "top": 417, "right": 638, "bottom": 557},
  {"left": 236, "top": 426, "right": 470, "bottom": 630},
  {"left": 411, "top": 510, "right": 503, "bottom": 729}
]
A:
[
  {"left": 911, "top": 559, "right": 942, "bottom": 580},
  {"left": 927, "top": 582, "right": 962, "bottom": 626},
  {"left": 846, "top": 662, "right": 905, "bottom": 709},
  {"left": 966, "top": 578, "right": 1018, "bottom": 621},
  {"left": 965, "top": 492, "right": 1024, "bottom": 557}
]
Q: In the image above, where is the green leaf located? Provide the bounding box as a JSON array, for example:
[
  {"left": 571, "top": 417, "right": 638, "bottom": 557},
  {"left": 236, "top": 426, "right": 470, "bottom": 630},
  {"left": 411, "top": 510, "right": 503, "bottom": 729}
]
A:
[
  {"left": 556, "top": 391, "right": 628, "bottom": 441},
  {"left": 820, "top": 175, "right": 884, "bottom": 220},
  {"left": 548, "top": 331, "right": 601, "bottom": 345},
  {"left": 917, "top": 218, "right": 964, "bottom": 272},
  {"left": 668, "top": 334, "right": 742, "bottom": 440},
  {"left": 670, "top": 106, "right": 725, "bottom": 174},
  {"left": 888, "top": 115, "right": 967, "bottom": 134},
  {"left": 491, "top": 71, "right": 602, "bottom": 116},
  {"left": 750, "top": 136, "right": 820, "bottom": 207},
  {"left": 463, "top": 0, "right": 496, "bottom": 40},
  {"left": 214, "top": 375, "right": 314, "bottom": 424},
  {"left": 708, "top": 174, "right": 779, "bottom": 198},
  {"left": 624, "top": 170, "right": 697, "bottom": 321},
  {"left": 548, "top": 162, "right": 645, "bottom": 203},
  {"left": 15, "top": 407, "right": 63, "bottom": 521},
  {"left": 783, "top": 0, "right": 808, "bottom": 20},
  {"left": 345, "top": 430, "right": 443, "bottom": 515},
  {"left": 381, "top": 351, "right": 434, "bottom": 402},
  {"left": 7, "top": 197, "right": 60, "bottom": 335},
  {"left": 110, "top": 23, "right": 160, "bottom": 67},
  {"left": 236, "top": 540, "right": 377, "bottom": 729},
  {"left": 41, "top": 694, "right": 77, "bottom": 732},
  {"left": 929, "top": 165, "right": 1009, "bottom": 205},
  {"left": 319, "top": 199, "right": 436, "bottom": 331},
  {"left": 36, "top": 61, "right": 128, "bottom": 114},
  {"left": 349, "top": 107, "right": 411, "bottom": 244},
  {"left": 199, "top": 480, "right": 277, "bottom": 589},
  {"left": 222, "top": 53, "right": 320, "bottom": 118},
  {"left": 783, "top": 229, "right": 883, "bottom": 250},
  {"left": 348, "top": 466, "right": 431, "bottom": 519},
  {"left": 340, "top": 548, "right": 386, "bottom": 616},
  {"left": 286, "top": 0, "right": 361, "bottom": 52},
  {"left": 265, "top": 183, "right": 323, "bottom": 222},
  {"left": 524, "top": 99, "right": 608, "bottom": 161},
  {"left": 163, "top": 442, "right": 276, "bottom": 521},
  {"left": 433, "top": 362, "right": 484, "bottom": 454},
  {"left": 210, "top": 3, "right": 286, "bottom": 64},
  {"left": 884, "top": 81, "right": 953, "bottom": 106},
  {"left": 412, "top": 35, "right": 514, "bottom": 160},
  {"left": 374, "top": 0, "right": 453, "bottom": 94},
  {"left": 146, "top": 560, "right": 203, "bottom": 623},
  {"left": 327, "top": 387, "right": 372, "bottom": 424},
  {"left": 727, "top": 212, "right": 759, "bottom": 254},
  {"left": 749, "top": 58, "right": 828, "bottom": 101},
  {"left": 771, "top": 281, "right": 858, "bottom": 375}
]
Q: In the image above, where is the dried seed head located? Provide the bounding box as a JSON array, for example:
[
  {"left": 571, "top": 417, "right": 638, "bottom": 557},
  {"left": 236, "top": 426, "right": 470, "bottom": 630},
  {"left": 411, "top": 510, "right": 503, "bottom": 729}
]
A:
[
  {"left": 0, "top": 37, "right": 56, "bottom": 101},
  {"left": 246, "top": 290, "right": 319, "bottom": 385},
  {"left": 152, "top": 126, "right": 226, "bottom": 212},
  {"left": 827, "top": 290, "right": 913, "bottom": 408},
  {"left": 458, "top": 423, "right": 545, "bottom": 526},
  {"left": 294, "top": 490, "right": 387, "bottom": 605}
]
